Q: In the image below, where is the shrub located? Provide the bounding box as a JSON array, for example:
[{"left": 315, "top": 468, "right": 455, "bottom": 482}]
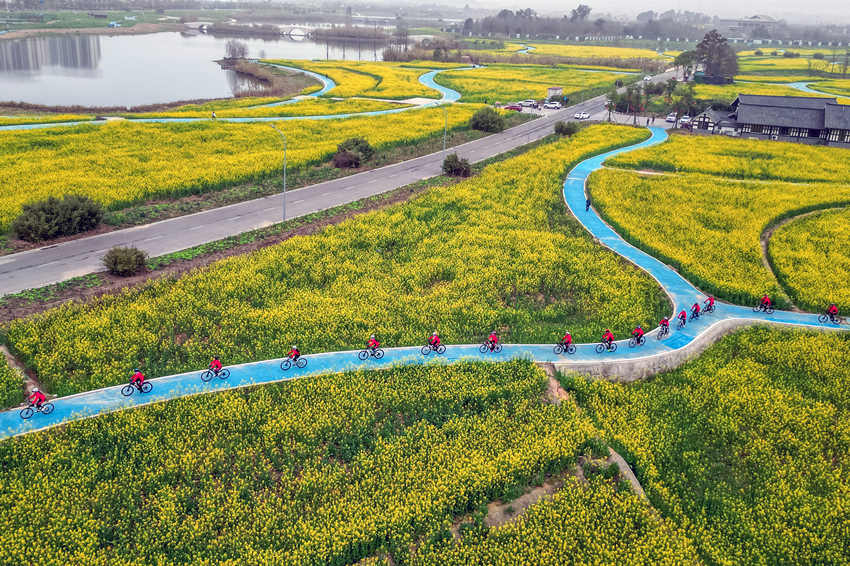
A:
[
  {"left": 102, "top": 246, "right": 148, "bottom": 276},
  {"left": 469, "top": 107, "right": 505, "bottom": 133},
  {"left": 813, "top": 52, "right": 825, "bottom": 60},
  {"left": 11, "top": 194, "right": 103, "bottom": 242},
  {"left": 332, "top": 149, "right": 361, "bottom": 169},
  {"left": 442, "top": 153, "right": 471, "bottom": 177},
  {"left": 554, "top": 121, "right": 581, "bottom": 137},
  {"left": 337, "top": 137, "right": 375, "bottom": 161},
  {"left": 754, "top": 49, "right": 763, "bottom": 55}
]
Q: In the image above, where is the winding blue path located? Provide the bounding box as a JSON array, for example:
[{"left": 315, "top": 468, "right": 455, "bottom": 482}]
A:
[
  {"left": 0, "top": 126, "right": 843, "bottom": 440},
  {"left": 0, "top": 65, "right": 461, "bottom": 132}
]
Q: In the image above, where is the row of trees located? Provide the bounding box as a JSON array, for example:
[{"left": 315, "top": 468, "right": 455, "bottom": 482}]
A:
[{"left": 605, "top": 80, "right": 700, "bottom": 127}]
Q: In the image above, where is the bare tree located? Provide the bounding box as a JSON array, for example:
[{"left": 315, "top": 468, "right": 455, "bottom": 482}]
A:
[{"left": 225, "top": 39, "right": 248, "bottom": 60}]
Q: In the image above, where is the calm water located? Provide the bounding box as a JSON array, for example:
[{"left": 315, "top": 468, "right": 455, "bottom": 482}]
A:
[{"left": 0, "top": 31, "right": 385, "bottom": 107}]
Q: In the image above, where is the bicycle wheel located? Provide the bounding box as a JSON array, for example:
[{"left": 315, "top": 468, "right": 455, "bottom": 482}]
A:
[
  {"left": 219, "top": 369, "right": 231, "bottom": 379},
  {"left": 752, "top": 305, "right": 761, "bottom": 313},
  {"left": 374, "top": 349, "right": 384, "bottom": 359},
  {"left": 479, "top": 344, "right": 489, "bottom": 354},
  {"left": 553, "top": 344, "right": 564, "bottom": 355},
  {"left": 818, "top": 314, "right": 828, "bottom": 323},
  {"left": 121, "top": 384, "right": 134, "bottom": 397},
  {"left": 628, "top": 337, "right": 637, "bottom": 348},
  {"left": 566, "top": 344, "right": 576, "bottom": 355},
  {"left": 609, "top": 343, "right": 618, "bottom": 353},
  {"left": 436, "top": 344, "right": 446, "bottom": 354},
  {"left": 201, "top": 370, "right": 214, "bottom": 382},
  {"left": 493, "top": 343, "right": 503, "bottom": 353},
  {"left": 765, "top": 307, "right": 775, "bottom": 315},
  {"left": 19, "top": 407, "right": 33, "bottom": 420},
  {"left": 41, "top": 403, "right": 54, "bottom": 415},
  {"left": 280, "top": 359, "right": 292, "bottom": 371},
  {"left": 296, "top": 357, "right": 307, "bottom": 368},
  {"left": 595, "top": 343, "right": 605, "bottom": 354},
  {"left": 140, "top": 382, "right": 153, "bottom": 393},
  {"left": 421, "top": 345, "right": 431, "bottom": 356},
  {"left": 638, "top": 336, "right": 645, "bottom": 346},
  {"left": 357, "top": 350, "right": 369, "bottom": 361}
]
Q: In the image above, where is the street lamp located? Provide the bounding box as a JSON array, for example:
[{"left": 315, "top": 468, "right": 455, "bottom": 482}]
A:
[
  {"left": 442, "top": 105, "right": 448, "bottom": 154},
  {"left": 270, "top": 124, "right": 287, "bottom": 222}
]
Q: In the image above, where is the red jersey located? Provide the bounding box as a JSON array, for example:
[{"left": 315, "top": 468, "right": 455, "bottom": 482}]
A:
[
  {"left": 678, "top": 310, "right": 687, "bottom": 320},
  {"left": 602, "top": 331, "right": 614, "bottom": 342},
  {"left": 660, "top": 318, "right": 669, "bottom": 327},
  {"left": 828, "top": 304, "right": 838, "bottom": 315},
  {"left": 210, "top": 359, "right": 222, "bottom": 372},
  {"left": 429, "top": 335, "right": 441, "bottom": 346},
  {"left": 692, "top": 303, "right": 701, "bottom": 313},
  {"left": 367, "top": 338, "right": 379, "bottom": 349},
  {"left": 288, "top": 348, "right": 300, "bottom": 358},
  {"left": 706, "top": 296, "right": 715, "bottom": 307},
  {"left": 632, "top": 327, "right": 644, "bottom": 338},
  {"left": 761, "top": 296, "right": 771, "bottom": 306},
  {"left": 131, "top": 371, "right": 145, "bottom": 384},
  {"left": 29, "top": 391, "right": 45, "bottom": 404},
  {"left": 488, "top": 333, "right": 498, "bottom": 343},
  {"left": 562, "top": 333, "right": 572, "bottom": 345}
]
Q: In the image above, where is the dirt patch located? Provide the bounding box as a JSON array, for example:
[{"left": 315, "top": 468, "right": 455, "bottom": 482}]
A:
[
  {"left": 484, "top": 475, "right": 566, "bottom": 529},
  {"left": 606, "top": 447, "right": 647, "bottom": 501},
  {"left": 0, "top": 183, "right": 437, "bottom": 323},
  {"left": 545, "top": 374, "right": 571, "bottom": 405},
  {"left": 0, "top": 345, "right": 42, "bottom": 399}
]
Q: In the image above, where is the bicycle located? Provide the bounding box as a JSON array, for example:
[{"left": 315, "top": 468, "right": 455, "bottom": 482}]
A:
[
  {"left": 657, "top": 325, "right": 669, "bottom": 340},
  {"left": 421, "top": 343, "right": 447, "bottom": 356},
  {"left": 753, "top": 303, "right": 775, "bottom": 315},
  {"left": 702, "top": 302, "right": 715, "bottom": 314},
  {"left": 121, "top": 381, "right": 152, "bottom": 396},
  {"left": 677, "top": 317, "right": 686, "bottom": 329},
  {"left": 281, "top": 357, "right": 308, "bottom": 370},
  {"left": 20, "top": 401, "right": 54, "bottom": 420},
  {"left": 358, "top": 347, "right": 385, "bottom": 361},
  {"left": 553, "top": 342, "right": 576, "bottom": 355},
  {"left": 628, "top": 335, "right": 646, "bottom": 348},
  {"left": 818, "top": 314, "right": 845, "bottom": 325},
  {"left": 479, "top": 342, "right": 503, "bottom": 354},
  {"left": 201, "top": 368, "right": 231, "bottom": 382},
  {"left": 595, "top": 341, "right": 617, "bottom": 354}
]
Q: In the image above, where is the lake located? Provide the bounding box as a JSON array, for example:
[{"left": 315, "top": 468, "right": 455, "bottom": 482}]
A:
[{"left": 0, "top": 31, "right": 386, "bottom": 108}]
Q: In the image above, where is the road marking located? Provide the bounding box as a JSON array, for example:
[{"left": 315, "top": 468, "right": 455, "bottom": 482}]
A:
[
  {"left": 292, "top": 199, "right": 305, "bottom": 205},
  {"left": 141, "top": 235, "right": 163, "bottom": 242},
  {"left": 188, "top": 225, "right": 204, "bottom": 231}
]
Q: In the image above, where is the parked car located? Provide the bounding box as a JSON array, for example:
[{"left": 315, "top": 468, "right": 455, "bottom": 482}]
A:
[
  {"left": 680, "top": 115, "right": 692, "bottom": 125},
  {"left": 665, "top": 113, "right": 677, "bottom": 123},
  {"left": 504, "top": 104, "right": 523, "bottom": 111},
  {"left": 519, "top": 99, "right": 537, "bottom": 107},
  {"left": 543, "top": 101, "right": 562, "bottom": 109},
  {"left": 643, "top": 75, "right": 652, "bottom": 81}
]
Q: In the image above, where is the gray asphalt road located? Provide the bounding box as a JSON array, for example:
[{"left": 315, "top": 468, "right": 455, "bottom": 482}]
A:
[{"left": 0, "top": 72, "right": 674, "bottom": 296}]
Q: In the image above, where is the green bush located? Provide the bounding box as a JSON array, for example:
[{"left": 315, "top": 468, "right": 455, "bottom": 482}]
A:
[
  {"left": 337, "top": 137, "right": 375, "bottom": 161},
  {"left": 11, "top": 194, "right": 103, "bottom": 242},
  {"left": 102, "top": 246, "right": 148, "bottom": 276},
  {"left": 442, "top": 153, "right": 471, "bottom": 177},
  {"left": 554, "top": 121, "right": 581, "bottom": 137},
  {"left": 469, "top": 107, "right": 505, "bottom": 133}
]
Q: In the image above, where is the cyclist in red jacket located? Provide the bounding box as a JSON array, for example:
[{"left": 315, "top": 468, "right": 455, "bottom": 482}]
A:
[
  {"left": 691, "top": 302, "right": 701, "bottom": 319},
  {"left": 759, "top": 294, "right": 772, "bottom": 311},
  {"left": 209, "top": 357, "right": 223, "bottom": 374},
  {"left": 28, "top": 388, "right": 45, "bottom": 409},
  {"left": 660, "top": 317, "right": 670, "bottom": 330},
  {"left": 632, "top": 326, "right": 645, "bottom": 340},
  {"left": 602, "top": 329, "right": 614, "bottom": 349},
  {"left": 560, "top": 331, "right": 573, "bottom": 347},
  {"left": 288, "top": 346, "right": 300, "bottom": 361},
  {"left": 429, "top": 332, "right": 441, "bottom": 347},
  {"left": 367, "top": 334, "right": 380, "bottom": 352},
  {"left": 677, "top": 310, "right": 687, "bottom": 326},
  {"left": 704, "top": 296, "right": 715, "bottom": 310},
  {"left": 827, "top": 303, "right": 839, "bottom": 322},
  {"left": 487, "top": 331, "right": 499, "bottom": 351},
  {"left": 130, "top": 369, "right": 145, "bottom": 390}
]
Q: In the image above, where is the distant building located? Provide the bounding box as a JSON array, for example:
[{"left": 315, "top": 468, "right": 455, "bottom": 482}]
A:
[
  {"left": 714, "top": 15, "right": 778, "bottom": 40},
  {"left": 693, "top": 94, "right": 850, "bottom": 146}
]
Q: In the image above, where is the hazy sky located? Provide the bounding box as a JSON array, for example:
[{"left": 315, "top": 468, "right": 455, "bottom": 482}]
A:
[{"left": 516, "top": 0, "right": 850, "bottom": 23}]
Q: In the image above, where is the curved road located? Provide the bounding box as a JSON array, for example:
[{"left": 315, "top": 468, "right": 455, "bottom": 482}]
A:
[
  {"left": 0, "top": 71, "right": 672, "bottom": 295},
  {"left": 1, "top": 126, "right": 842, "bottom": 440}
]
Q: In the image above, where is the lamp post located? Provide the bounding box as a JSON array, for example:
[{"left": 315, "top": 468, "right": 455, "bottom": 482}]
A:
[
  {"left": 270, "top": 125, "right": 287, "bottom": 222},
  {"left": 442, "top": 105, "right": 448, "bottom": 154}
]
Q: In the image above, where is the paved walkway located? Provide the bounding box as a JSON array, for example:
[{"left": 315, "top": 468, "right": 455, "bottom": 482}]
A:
[{"left": 1, "top": 125, "right": 842, "bottom": 440}]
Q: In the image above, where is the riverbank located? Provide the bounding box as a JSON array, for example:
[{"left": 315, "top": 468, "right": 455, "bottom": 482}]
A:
[{"left": 0, "top": 22, "right": 182, "bottom": 40}]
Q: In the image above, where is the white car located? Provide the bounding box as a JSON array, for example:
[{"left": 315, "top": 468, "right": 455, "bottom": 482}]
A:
[
  {"left": 519, "top": 99, "right": 537, "bottom": 107},
  {"left": 643, "top": 75, "right": 652, "bottom": 81},
  {"left": 665, "top": 113, "right": 677, "bottom": 123},
  {"left": 680, "top": 115, "right": 692, "bottom": 124},
  {"left": 543, "top": 101, "right": 562, "bottom": 109}
]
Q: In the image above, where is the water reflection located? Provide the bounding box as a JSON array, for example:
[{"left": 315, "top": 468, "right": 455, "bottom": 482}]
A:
[{"left": 0, "top": 35, "right": 101, "bottom": 72}]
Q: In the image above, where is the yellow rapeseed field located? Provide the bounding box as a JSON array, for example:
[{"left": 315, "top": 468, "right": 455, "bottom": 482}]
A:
[
  {"left": 0, "top": 105, "right": 479, "bottom": 230},
  {"left": 769, "top": 208, "right": 850, "bottom": 311},
  {"left": 120, "top": 98, "right": 407, "bottom": 119},
  {"left": 4, "top": 125, "right": 668, "bottom": 394}
]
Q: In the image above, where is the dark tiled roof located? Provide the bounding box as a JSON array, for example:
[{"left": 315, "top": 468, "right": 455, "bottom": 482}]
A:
[
  {"left": 737, "top": 104, "right": 825, "bottom": 128},
  {"left": 733, "top": 94, "right": 838, "bottom": 109},
  {"left": 825, "top": 102, "right": 850, "bottom": 130}
]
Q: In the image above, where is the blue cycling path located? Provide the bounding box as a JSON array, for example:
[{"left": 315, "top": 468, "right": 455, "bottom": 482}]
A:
[{"left": 0, "top": 125, "right": 843, "bottom": 440}]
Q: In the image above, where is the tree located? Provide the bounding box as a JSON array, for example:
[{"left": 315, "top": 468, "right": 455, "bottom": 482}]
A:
[
  {"left": 664, "top": 77, "right": 678, "bottom": 101},
  {"left": 569, "top": 4, "right": 591, "bottom": 22},
  {"left": 605, "top": 89, "right": 617, "bottom": 121},
  {"left": 442, "top": 154, "right": 471, "bottom": 177},
  {"left": 695, "top": 30, "right": 738, "bottom": 78},
  {"left": 671, "top": 83, "right": 697, "bottom": 128},
  {"left": 673, "top": 50, "right": 697, "bottom": 79}
]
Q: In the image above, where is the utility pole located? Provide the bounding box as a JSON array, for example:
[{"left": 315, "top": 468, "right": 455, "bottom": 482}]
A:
[
  {"left": 270, "top": 125, "right": 287, "bottom": 222},
  {"left": 442, "top": 106, "right": 448, "bottom": 154}
]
